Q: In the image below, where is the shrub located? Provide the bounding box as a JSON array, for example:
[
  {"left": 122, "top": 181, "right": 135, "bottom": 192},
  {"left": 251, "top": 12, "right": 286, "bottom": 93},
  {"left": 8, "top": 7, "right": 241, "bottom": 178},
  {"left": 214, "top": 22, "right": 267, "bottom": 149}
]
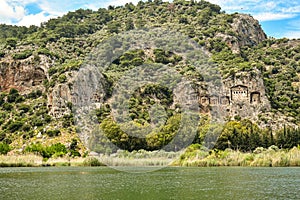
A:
[
  {"left": 27, "top": 90, "right": 43, "bottom": 99},
  {"left": 0, "top": 51, "right": 5, "bottom": 58},
  {"left": 22, "top": 124, "right": 31, "bottom": 132},
  {"left": 37, "top": 48, "right": 53, "bottom": 57},
  {"left": 7, "top": 88, "right": 19, "bottom": 103},
  {"left": 83, "top": 157, "right": 104, "bottom": 166},
  {"left": 5, "top": 38, "right": 17, "bottom": 48},
  {"left": 46, "top": 129, "right": 61, "bottom": 137},
  {"left": 46, "top": 143, "right": 67, "bottom": 157},
  {"left": 0, "top": 131, "right": 6, "bottom": 141},
  {"left": 0, "top": 93, "right": 5, "bottom": 106},
  {"left": 44, "top": 114, "right": 52, "bottom": 123},
  {"left": 2, "top": 102, "right": 14, "bottom": 111},
  {"left": 69, "top": 139, "right": 81, "bottom": 157},
  {"left": 25, "top": 143, "right": 44, "bottom": 154},
  {"left": 0, "top": 142, "right": 10, "bottom": 154},
  {"left": 12, "top": 50, "right": 33, "bottom": 60},
  {"left": 69, "top": 150, "right": 81, "bottom": 157},
  {"left": 30, "top": 117, "right": 43, "bottom": 127},
  {"left": 7, "top": 120, "right": 24, "bottom": 132},
  {"left": 25, "top": 143, "right": 67, "bottom": 158},
  {"left": 48, "top": 67, "right": 58, "bottom": 76},
  {"left": 18, "top": 104, "right": 31, "bottom": 113},
  {"left": 58, "top": 74, "right": 67, "bottom": 83}
]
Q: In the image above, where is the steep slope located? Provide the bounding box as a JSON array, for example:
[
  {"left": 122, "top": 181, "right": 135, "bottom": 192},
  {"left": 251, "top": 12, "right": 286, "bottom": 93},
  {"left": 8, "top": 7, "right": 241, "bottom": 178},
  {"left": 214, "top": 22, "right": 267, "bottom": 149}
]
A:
[{"left": 0, "top": 0, "right": 299, "bottom": 156}]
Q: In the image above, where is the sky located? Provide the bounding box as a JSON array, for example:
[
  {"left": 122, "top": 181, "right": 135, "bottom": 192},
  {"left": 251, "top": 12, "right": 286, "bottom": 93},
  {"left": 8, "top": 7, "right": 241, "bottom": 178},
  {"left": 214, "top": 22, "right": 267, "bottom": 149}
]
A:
[{"left": 0, "top": 0, "right": 300, "bottom": 39}]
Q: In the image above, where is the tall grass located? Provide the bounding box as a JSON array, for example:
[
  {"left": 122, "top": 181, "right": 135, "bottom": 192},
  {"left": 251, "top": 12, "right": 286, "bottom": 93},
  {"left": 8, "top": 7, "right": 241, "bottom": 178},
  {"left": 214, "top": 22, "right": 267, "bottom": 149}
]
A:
[
  {"left": 177, "top": 146, "right": 300, "bottom": 167},
  {"left": 0, "top": 154, "right": 102, "bottom": 167},
  {"left": 0, "top": 154, "right": 43, "bottom": 167},
  {"left": 97, "top": 150, "right": 181, "bottom": 167},
  {"left": 1, "top": 146, "right": 300, "bottom": 167}
]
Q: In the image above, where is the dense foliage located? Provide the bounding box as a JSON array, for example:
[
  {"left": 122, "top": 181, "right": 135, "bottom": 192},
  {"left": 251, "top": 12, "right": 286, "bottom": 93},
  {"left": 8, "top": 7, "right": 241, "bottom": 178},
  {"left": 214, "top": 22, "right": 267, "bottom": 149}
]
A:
[{"left": 0, "top": 0, "right": 299, "bottom": 155}]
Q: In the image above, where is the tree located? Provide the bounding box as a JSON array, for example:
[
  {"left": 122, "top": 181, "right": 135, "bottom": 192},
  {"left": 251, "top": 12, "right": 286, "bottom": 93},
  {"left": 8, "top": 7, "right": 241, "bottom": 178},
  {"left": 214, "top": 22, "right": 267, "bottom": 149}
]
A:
[
  {"left": 5, "top": 38, "right": 17, "bottom": 48},
  {"left": 107, "top": 22, "right": 120, "bottom": 33},
  {"left": 125, "top": 19, "right": 135, "bottom": 31}
]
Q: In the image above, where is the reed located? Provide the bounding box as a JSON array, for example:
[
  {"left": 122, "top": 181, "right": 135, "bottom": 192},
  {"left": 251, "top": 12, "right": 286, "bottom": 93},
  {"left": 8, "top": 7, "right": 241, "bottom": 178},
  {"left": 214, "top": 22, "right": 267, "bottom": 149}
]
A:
[
  {"left": 177, "top": 146, "right": 300, "bottom": 167},
  {"left": 0, "top": 154, "right": 43, "bottom": 167}
]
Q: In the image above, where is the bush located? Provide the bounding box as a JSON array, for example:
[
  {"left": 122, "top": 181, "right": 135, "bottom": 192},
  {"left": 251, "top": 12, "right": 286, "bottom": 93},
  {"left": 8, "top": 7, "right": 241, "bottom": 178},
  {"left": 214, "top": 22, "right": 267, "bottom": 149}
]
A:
[
  {"left": 58, "top": 74, "right": 67, "bottom": 83},
  {"left": 46, "top": 143, "right": 67, "bottom": 157},
  {"left": 83, "top": 157, "right": 104, "bottom": 166},
  {"left": 12, "top": 50, "right": 33, "bottom": 60},
  {"left": 7, "top": 120, "right": 24, "bottom": 132},
  {"left": 25, "top": 143, "right": 44, "bottom": 154},
  {"left": 37, "top": 48, "right": 54, "bottom": 57},
  {"left": 0, "top": 131, "right": 6, "bottom": 141},
  {"left": 18, "top": 104, "right": 31, "bottom": 113},
  {"left": 0, "top": 93, "right": 5, "bottom": 106},
  {"left": 25, "top": 143, "right": 67, "bottom": 158},
  {"left": 2, "top": 103, "right": 13, "bottom": 111},
  {"left": 46, "top": 129, "right": 61, "bottom": 137},
  {"left": 69, "top": 150, "right": 81, "bottom": 157},
  {"left": 0, "top": 142, "right": 10, "bottom": 154},
  {"left": 6, "top": 38, "right": 17, "bottom": 48},
  {"left": 7, "top": 88, "right": 20, "bottom": 103},
  {"left": 27, "top": 90, "right": 43, "bottom": 99},
  {"left": 31, "top": 117, "right": 44, "bottom": 127},
  {"left": 0, "top": 51, "right": 5, "bottom": 58}
]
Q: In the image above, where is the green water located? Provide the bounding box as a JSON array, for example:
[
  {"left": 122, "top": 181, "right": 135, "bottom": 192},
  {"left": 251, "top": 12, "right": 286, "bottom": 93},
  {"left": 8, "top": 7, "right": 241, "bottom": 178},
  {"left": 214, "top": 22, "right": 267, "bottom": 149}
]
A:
[{"left": 0, "top": 167, "right": 299, "bottom": 200}]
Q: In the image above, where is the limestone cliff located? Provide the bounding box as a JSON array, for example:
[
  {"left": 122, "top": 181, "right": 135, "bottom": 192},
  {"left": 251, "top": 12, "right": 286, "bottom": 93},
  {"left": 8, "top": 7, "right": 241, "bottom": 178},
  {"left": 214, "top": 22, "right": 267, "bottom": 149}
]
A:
[
  {"left": 198, "top": 70, "right": 271, "bottom": 126},
  {"left": 216, "top": 14, "right": 267, "bottom": 53},
  {"left": 0, "top": 55, "right": 51, "bottom": 93}
]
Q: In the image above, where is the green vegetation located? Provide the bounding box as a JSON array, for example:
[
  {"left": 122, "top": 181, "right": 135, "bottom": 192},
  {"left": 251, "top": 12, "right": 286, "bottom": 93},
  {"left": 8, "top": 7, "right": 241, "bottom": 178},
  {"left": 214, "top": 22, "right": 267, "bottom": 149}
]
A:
[
  {"left": 0, "top": 142, "right": 10, "bottom": 154},
  {"left": 176, "top": 144, "right": 300, "bottom": 167},
  {"left": 12, "top": 50, "right": 33, "bottom": 60},
  {"left": 0, "top": 0, "right": 300, "bottom": 163}
]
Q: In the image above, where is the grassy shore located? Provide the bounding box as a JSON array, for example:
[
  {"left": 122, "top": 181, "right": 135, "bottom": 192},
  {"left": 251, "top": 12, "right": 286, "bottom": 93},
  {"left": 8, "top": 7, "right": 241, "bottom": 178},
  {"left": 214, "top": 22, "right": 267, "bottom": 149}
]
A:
[
  {"left": 0, "top": 155, "right": 105, "bottom": 167},
  {"left": 1, "top": 146, "right": 300, "bottom": 167},
  {"left": 174, "top": 145, "right": 300, "bottom": 167}
]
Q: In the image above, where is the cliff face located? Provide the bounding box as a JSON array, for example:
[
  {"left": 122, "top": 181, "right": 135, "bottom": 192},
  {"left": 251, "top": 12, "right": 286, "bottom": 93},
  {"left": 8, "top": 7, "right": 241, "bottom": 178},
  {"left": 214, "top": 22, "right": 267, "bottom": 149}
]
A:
[
  {"left": 232, "top": 14, "right": 267, "bottom": 46},
  {"left": 0, "top": 55, "right": 51, "bottom": 93},
  {"left": 198, "top": 70, "right": 271, "bottom": 126},
  {"left": 217, "top": 14, "right": 267, "bottom": 54},
  {"left": 0, "top": 10, "right": 277, "bottom": 129}
]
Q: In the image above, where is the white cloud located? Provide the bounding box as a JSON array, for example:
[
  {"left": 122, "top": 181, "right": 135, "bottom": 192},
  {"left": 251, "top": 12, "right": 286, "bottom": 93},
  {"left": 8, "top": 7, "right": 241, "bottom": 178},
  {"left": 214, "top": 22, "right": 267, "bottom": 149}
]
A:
[
  {"left": 0, "top": 0, "right": 26, "bottom": 24},
  {"left": 16, "top": 11, "right": 54, "bottom": 26},
  {"left": 281, "top": 6, "right": 300, "bottom": 13},
  {"left": 85, "top": 0, "right": 140, "bottom": 10},
  {"left": 253, "top": 12, "right": 297, "bottom": 21},
  {"left": 283, "top": 31, "right": 300, "bottom": 39},
  {"left": 38, "top": 0, "right": 68, "bottom": 16},
  {"left": 207, "top": 0, "right": 300, "bottom": 21}
]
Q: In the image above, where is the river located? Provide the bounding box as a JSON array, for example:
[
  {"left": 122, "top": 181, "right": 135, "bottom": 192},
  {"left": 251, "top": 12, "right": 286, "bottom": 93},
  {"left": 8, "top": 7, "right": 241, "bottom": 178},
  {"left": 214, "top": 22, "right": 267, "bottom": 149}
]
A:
[{"left": 0, "top": 167, "right": 299, "bottom": 199}]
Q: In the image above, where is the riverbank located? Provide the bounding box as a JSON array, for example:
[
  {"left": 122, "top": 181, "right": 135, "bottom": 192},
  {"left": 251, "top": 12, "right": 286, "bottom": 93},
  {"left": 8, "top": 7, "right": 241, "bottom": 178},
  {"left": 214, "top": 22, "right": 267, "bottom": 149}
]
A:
[
  {"left": 174, "top": 145, "right": 300, "bottom": 167},
  {"left": 0, "top": 155, "right": 105, "bottom": 167},
  {"left": 1, "top": 146, "right": 300, "bottom": 167}
]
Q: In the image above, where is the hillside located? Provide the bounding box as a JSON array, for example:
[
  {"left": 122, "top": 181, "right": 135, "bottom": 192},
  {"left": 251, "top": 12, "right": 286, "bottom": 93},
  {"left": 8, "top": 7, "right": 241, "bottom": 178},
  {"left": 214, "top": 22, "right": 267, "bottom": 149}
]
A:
[{"left": 0, "top": 0, "right": 299, "bottom": 158}]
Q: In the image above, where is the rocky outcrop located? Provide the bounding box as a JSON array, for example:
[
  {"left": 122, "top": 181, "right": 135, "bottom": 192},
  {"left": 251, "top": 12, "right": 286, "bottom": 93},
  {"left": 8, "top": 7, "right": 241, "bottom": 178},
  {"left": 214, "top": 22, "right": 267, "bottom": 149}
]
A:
[
  {"left": 0, "top": 55, "right": 52, "bottom": 93},
  {"left": 198, "top": 70, "right": 271, "bottom": 124},
  {"left": 232, "top": 14, "right": 267, "bottom": 45},
  {"left": 46, "top": 66, "right": 108, "bottom": 147},
  {"left": 48, "top": 84, "right": 72, "bottom": 118},
  {"left": 217, "top": 14, "right": 267, "bottom": 53}
]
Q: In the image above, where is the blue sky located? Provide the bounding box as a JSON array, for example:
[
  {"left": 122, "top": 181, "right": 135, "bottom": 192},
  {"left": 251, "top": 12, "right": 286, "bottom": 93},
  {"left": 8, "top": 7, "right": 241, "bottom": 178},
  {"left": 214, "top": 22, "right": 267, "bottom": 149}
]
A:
[{"left": 0, "top": 0, "right": 299, "bottom": 39}]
